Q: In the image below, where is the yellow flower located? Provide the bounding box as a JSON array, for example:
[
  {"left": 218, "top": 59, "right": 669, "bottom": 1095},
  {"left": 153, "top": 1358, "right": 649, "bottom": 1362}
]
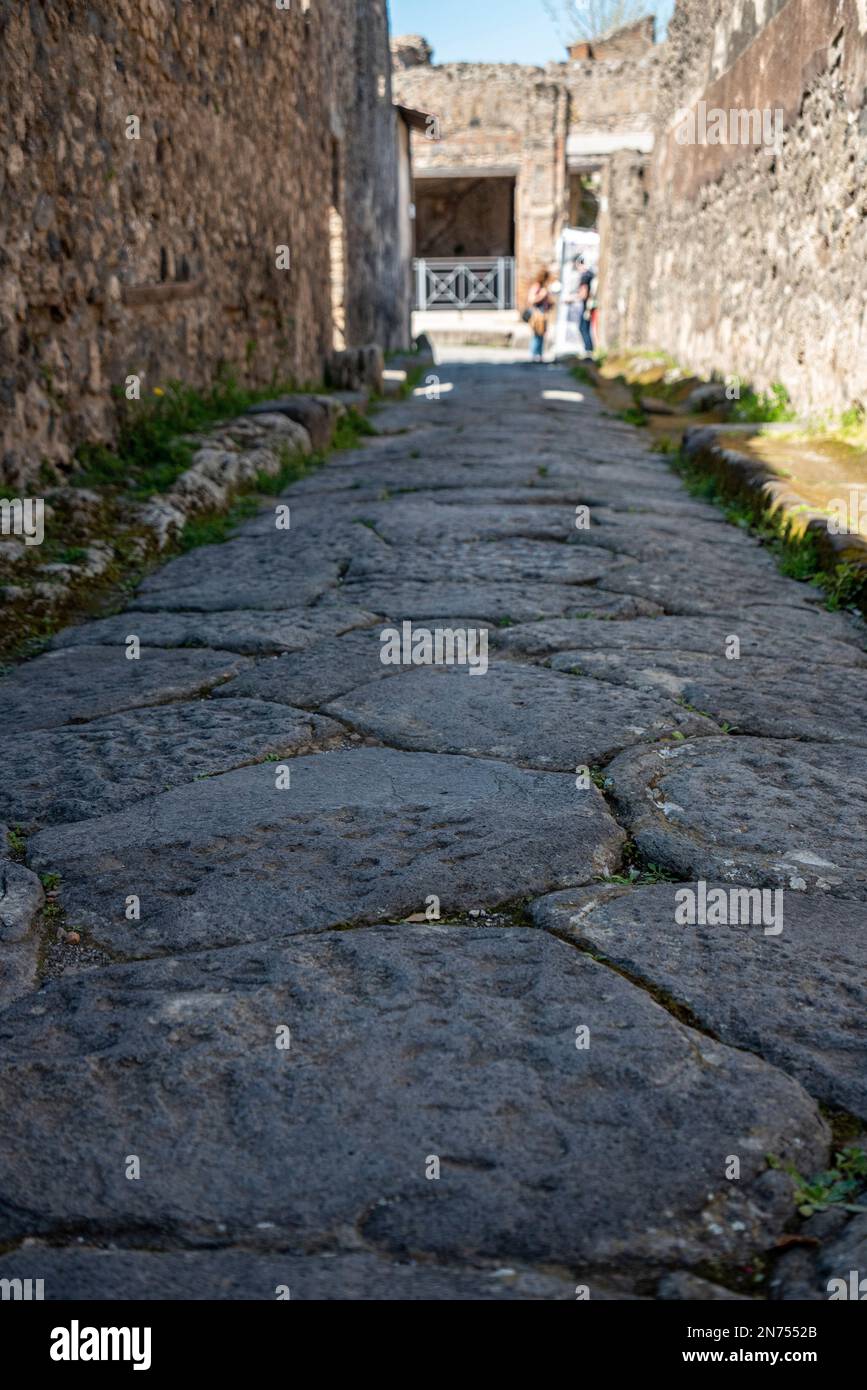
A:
[{"left": 153, "top": 387, "right": 164, "bottom": 396}]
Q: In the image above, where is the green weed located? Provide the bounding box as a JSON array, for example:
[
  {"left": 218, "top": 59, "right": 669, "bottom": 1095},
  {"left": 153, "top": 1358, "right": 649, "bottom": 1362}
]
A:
[
  {"left": 333, "top": 408, "right": 376, "bottom": 451},
  {"left": 6, "top": 826, "right": 26, "bottom": 862},
  {"left": 73, "top": 374, "right": 300, "bottom": 498},
  {"left": 670, "top": 450, "right": 866, "bottom": 612},
  {"left": 730, "top": 382, "right": 796, "bottom": 424},
  {"left": 767, "top": 1147, "right": 867, "bottom": 1217},
  {"left": 813, "top": 560, "right": 865, "bottom": 611}
]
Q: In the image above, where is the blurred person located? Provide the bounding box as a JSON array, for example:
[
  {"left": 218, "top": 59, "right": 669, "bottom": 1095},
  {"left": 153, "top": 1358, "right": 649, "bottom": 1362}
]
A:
[
  {"left": 574, "top": 253, "right": 595, "bottom": 355},
  {"left": 526, "top": 268, "right": 553, "bottom": 362}
]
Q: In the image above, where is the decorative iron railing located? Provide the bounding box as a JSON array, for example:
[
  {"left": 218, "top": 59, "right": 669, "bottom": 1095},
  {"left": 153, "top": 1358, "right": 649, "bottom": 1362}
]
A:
[{"left": 414, "top": 257, "right": 516, "bottom": 311}]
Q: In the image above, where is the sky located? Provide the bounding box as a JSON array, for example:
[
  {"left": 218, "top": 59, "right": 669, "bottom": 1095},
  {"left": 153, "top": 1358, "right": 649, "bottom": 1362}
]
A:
[{"left": 389, "top": 1, "right": 674, "bottom": 67}]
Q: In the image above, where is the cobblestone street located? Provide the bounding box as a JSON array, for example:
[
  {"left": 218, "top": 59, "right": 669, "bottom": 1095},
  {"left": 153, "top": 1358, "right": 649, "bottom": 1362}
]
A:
[{"left": 1, "top": 354, "right": 864, "bottom": 1300}]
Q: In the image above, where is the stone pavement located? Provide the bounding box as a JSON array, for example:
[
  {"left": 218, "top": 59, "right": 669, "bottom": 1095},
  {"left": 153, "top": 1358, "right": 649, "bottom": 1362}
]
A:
[{"left": 1, "top": 353, "right": 865, "bottom": 1301}]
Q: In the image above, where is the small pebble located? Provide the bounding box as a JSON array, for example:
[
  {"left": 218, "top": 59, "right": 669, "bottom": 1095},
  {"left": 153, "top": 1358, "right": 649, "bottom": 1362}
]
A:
[{"left": 65, "top": 930, "right": 81, "bottom": 945}]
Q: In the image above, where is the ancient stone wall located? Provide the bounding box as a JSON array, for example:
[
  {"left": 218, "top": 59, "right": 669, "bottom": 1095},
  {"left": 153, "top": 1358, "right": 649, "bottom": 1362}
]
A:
[
  {"left": 392, "top": 44, "right": 659, "bottom": 306},
  {"left": 394, "top": 54, "right": 659, "bottom": 160},
  {"left": 600, "top": 0, "right": 867, "bottom": 415},
  {"left": 391, "top": 34, "right": 434, "bottom": 70},
  {"left": 0, "top": 0, "right": 402, "bottom": 490},
  {"left": 597, "top": 151, "right": 652, "bottom": 348}
]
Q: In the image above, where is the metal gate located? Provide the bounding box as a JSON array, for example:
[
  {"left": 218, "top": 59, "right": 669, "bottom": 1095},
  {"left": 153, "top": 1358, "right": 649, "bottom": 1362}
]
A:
[{"left": 414, "top": 257, "right": 515, "bottom": 311}]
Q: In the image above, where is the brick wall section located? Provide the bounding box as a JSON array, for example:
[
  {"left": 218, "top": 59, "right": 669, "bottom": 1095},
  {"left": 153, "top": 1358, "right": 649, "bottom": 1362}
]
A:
[
  {"left": 601, "top": 0, "right": 867, "bottom": 415},
  {"left": 0, "top": 0, "right": 402, "bottom": 489},
  {"left": 569, "top": 15, "right": 656, "bottom": 61}
]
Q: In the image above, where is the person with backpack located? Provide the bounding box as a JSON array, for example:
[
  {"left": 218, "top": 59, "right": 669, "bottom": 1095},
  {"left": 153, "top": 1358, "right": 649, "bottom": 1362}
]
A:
[{"left": 525, "top": 269, "right": 553, "bottom": 363}]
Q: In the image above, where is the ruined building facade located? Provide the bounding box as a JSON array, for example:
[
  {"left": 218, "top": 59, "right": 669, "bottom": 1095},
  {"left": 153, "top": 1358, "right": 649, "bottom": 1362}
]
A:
[
  {"left": 602, "top": 0, "right": 867, "bottom": 416},
  {"left": 1, "top": 0, "right": 408, "bottom": 490},
  {"left": 395, "top": 2, "right": 867, "bottom": 417},
  {"left": 391, "top": 25, "right": 659, "bottom": 309}
]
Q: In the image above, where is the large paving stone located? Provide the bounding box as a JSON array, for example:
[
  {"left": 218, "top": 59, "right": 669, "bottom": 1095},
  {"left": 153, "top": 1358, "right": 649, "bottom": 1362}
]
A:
[
  {"left": 209, "top": 615, "right": 600, "bottom": 711},
  {"left": 604, "top": 737, "right": 867, "bottom": 899},
  {"left": 583, "top": 498, "right": 736, "bottom": 529},
  {"left": 502, "top": 613, "right": 866, "bottom": 667},
  {"left": 50, "top": 602, "right": 380, "bottom": 656},
  {"left": 213, "top": 626, "right": 487, "bottom": 709},
  {"left": 341, "top": 578, "right": 660, "bottom": 623},
  {"left": 771, "top": 1210, "right": 867, "bottom": 1300},
  {"left": 343, "top": 534, "right": 617, "bottom": 587},
  {"left": 0, "top": 927, "right": 827, "bottom": 1267},
  {"left": 733, "top": 602, "right": 867, "bottom": 648},
  {"left": 0, "top": 645, "right": 250, "bottom": 732},
  {"left": 550, "top": 650, "right": 867, "bottom": 743},
  {"left": 28, "top": 748, "right": 624, "bottom": 956},
  {"left": 530, "top": 883, "right": 867, "bottom": 1117},
  {"left": 291, "top": 475, "right": 720, "bottom": 528},
  {"left": 0, "top": 699, "right": 344, "bottom": 830},
  {"left": 563, "top": 510, "right": 749, "bottom": 563},
  {"left": 0, "top": 850, "right": 43, "bottom": 1005},
  {"left": 0, "top": 850, "right": 43, "bottom": 944},
  {"left": 601, "top": 555, "right": 825, "bottom": 616},
  {"left": 131, "top": 536, "right": 345, "bottom": 612},
  {"left": 328, "top": 480, "right": 712, "bottom": 519},
  {"left": 0, "top": 1248, "right": 578, "bottom": 1301},
  {"left": 326, "top": 664, "right": 717, "bottom": 769},
  {"left": 342, "top": 497, "right": 578, "bottom": 545},
  {"left": 0, "top": 944, "right": 38, "bottom": 1007}
]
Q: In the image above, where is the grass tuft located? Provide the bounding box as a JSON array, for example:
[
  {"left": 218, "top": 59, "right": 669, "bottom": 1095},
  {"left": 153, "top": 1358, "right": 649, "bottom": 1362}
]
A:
[
  {"left": 767, "top": 1147, "right": 867, "bottom": 1217},
  {"left": 73, "top": 373, "right": 302, "bottom": 498},
  {"left": 670, "top": 449, "right": 867, "bottom": 612},
  {"left": 730, "top": 382, "right": 796, "bottom": 424}
]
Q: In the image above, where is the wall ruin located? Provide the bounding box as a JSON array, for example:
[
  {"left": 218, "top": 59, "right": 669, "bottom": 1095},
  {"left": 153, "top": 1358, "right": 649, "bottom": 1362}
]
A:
[
  {"left": 0, "top": 0, "right": 404, "bottom": 490},
  {"left": 391, "top": 36, "right": 659, "bottom": 307},
  {"left": 601, "top": 0, "right": 867, "bottom": 416}
]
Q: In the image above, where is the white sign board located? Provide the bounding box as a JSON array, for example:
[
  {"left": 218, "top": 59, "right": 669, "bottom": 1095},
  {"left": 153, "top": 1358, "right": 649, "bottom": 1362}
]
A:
[{"left": 552, "top": 227, "right": 600, "bottom": 358}]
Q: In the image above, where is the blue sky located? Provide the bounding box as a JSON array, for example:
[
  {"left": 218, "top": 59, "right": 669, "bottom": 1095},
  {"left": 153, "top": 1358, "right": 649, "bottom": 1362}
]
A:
[{"left": 389, "top": 1, "right": 674, "bottom": 66}]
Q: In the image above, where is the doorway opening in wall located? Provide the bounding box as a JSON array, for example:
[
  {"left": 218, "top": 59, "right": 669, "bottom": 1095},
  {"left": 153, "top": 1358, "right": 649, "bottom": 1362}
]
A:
[
  {"left": 329, "top": 136, "right": 346, "bottom": 350},
  {"left": 412, "top": 174, "right": 516, "bottom": 310},
  {"left": 568, "top": 172, "right": 601, "bottom": 230}
]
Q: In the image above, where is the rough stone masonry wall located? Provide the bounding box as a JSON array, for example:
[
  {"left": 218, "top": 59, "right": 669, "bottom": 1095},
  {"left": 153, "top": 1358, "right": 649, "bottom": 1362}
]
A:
[
  {"left": 0, "top": 0, "right": 401, "bottom": 491},
  {"left": 393, "top": 56, "right": 659, "bottom": 160},
  {"left": 392, "top": 51, "right": 658, "bottom": 306},
  {"left": 601, "top": 0, "right": 867, "bottom": 416}
]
